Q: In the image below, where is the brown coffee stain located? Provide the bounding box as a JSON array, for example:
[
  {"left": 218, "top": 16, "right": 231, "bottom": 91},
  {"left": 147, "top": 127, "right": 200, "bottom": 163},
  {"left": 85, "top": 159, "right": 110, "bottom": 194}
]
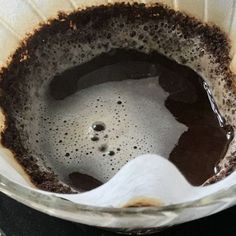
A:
[{"left": 122, "top": 197, "right": 163, "bottom": 208}]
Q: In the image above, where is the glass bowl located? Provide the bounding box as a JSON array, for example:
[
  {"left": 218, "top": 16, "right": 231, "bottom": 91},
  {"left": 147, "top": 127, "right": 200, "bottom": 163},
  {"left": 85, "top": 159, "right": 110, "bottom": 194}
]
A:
[{"left": 0, "top": 0, "right": 236, "bottom": 234}]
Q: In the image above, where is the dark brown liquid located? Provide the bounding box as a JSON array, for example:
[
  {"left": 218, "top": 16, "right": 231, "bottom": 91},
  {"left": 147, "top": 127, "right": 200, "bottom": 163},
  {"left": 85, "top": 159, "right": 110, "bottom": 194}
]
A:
[
  {"left": 53, "top": 49, "right": 232, "bottom": 190},
  {"left": 69, "top": 172, "right": 103, "bottom": 192},
  {"left": 158, "top": 62, "right": 232, "bottom": 185}
]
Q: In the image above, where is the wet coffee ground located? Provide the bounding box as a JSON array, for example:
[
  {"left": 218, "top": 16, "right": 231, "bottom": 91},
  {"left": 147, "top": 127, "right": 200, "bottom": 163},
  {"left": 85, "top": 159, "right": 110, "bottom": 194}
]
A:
[{"left": 0, "top": 3, "right": 234, "bottom": 193}]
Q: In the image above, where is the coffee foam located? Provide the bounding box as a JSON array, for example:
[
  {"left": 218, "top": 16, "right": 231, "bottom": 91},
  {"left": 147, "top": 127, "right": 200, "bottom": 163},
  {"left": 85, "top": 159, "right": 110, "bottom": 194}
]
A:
[
  {"left": 38, "top": 74, "right": 187, "bottom": 183},
  {"left": 1, "top": 3, "right": 235, "bottom": 191}
]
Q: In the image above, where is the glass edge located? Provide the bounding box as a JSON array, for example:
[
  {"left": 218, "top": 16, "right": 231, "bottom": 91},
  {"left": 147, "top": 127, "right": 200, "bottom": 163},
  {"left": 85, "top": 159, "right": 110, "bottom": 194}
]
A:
[{"left": 0, "top": 173, "right": 236, "bottom": 216}]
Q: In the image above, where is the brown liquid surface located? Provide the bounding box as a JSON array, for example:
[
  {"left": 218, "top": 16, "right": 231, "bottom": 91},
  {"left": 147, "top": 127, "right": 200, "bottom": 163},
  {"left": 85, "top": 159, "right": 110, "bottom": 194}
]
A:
[
  {"left": 158, "top": 63, "right": 232, "bottom": 185},
  {"left": 69, "top": 172, "right": 103, "bottom": 192},
  {"left": 51, "top": 49, "right": 232, "bottom": 189}
]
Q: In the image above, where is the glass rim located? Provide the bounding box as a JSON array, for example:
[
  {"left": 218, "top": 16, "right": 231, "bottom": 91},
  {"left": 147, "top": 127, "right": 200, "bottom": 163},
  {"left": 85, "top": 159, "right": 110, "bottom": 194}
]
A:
[
  {"left": 0, "top": 0, "right": 235, "bottom": 221},
  {"left": 1, "top": 172, "right": 236, "bottom": 216}
]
